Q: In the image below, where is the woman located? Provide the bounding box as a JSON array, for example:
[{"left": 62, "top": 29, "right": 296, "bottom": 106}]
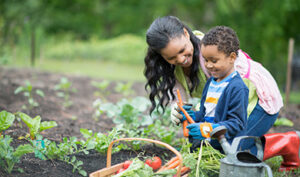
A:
[{"left": 144, "top": 16, "right": 206, "bottom": 114}]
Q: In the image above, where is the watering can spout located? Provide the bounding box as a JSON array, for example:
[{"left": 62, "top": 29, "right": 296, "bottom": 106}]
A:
[{"left": 210, "top": 126, "right": 232, "bottom": 155}]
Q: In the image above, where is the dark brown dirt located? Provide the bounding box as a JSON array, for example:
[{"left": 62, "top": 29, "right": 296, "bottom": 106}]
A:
[{"left": 0, "top": 66, "right": 299, "bottom": 177}]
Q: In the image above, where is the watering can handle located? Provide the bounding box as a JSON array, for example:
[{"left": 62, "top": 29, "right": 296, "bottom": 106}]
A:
[
  {"left": 230, "top": 136, "right": 264, "bottom": 160},
  {"left": 262, "top": 163, "right": 273, "bottom": 177}
]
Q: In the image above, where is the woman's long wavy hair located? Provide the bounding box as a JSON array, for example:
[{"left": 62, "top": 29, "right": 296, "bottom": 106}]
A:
[{"left": 144, "top": 16, "right": 201, "bottom": 114}]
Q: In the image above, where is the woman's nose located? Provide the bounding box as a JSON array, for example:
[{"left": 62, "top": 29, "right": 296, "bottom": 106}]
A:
[{"left": 176, "top": 55, "right": 186, "bottom": 64}]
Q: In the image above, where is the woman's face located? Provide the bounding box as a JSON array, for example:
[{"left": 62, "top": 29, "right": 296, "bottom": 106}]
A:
[{"left": 160, "top": 28, "right": 194, "bottom": 68}]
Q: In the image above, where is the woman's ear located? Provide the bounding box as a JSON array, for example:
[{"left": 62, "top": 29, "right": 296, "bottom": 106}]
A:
[{"left": 183, "top": 28, "right": 190, "bottom": 39}]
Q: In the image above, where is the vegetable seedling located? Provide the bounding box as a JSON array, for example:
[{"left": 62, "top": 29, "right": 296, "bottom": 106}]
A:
[
  {"left": 114, "top": 81, "right": 134, "bottom": 97},
  {"left": 0, "top": 135, "right": 34, "bottom": 173},
  {"left": 14, "top": 80, "right": 44, "bottom": 110},
  {"left": 54, "top": 77, "right": 76, "bottom": 108},
  {"left": 91, "top": 80, "right": 111, "bottom": 97},
  {"left": 16, "top": 112, "right": 57, "bottom": 140},
  {"left": 0, "top": 110, "right": 15, "bottom": 136}
]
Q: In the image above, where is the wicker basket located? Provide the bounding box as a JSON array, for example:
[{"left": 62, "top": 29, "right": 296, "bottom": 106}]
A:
[{"left": 89, "top": 138, "right": 183, "bottom": 177}]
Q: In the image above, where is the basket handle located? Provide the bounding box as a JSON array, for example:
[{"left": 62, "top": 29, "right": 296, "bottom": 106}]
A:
[{"left": 106, "top": 138, "right": 183, "bottom": 177}]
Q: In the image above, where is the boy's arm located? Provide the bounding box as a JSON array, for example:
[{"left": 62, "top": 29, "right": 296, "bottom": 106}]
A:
[{"left": 218, "top": 87, "right": 249, "bottom": 137}]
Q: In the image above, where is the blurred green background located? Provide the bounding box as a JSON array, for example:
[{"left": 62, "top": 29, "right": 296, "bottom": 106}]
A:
[{"left": 0, "top": 0, "right": 299, "bottom": 91}]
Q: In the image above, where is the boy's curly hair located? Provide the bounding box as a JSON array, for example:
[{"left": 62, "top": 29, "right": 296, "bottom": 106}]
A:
[{"left": 201, "top": 26, "right": 239, "bottom": 56}]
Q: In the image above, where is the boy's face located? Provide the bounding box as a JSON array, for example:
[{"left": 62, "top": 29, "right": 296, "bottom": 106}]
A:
[
  {"left": 201, "top": 44, "right": 236, "bottom": 82},
  {"left": 160, "top": 28, "right": 194, "bottom": 68}
]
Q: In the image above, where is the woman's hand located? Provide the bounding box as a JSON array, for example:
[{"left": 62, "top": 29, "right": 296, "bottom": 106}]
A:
[{"left": 170, "top": 104, "right": 195, "bottom": 125}]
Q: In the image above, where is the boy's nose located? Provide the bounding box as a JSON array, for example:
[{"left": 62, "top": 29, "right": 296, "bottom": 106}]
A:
[{"left": 205, "top": 62, "right": 213, "bottom": 69}]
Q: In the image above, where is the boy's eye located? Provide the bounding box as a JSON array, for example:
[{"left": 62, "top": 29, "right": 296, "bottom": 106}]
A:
[{"left": 212, "top": 60, "right": 217, "bottom": 63}]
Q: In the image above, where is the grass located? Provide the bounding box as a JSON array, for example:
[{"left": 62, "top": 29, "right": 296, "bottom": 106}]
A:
[
  {"left": 7, "top": 58, "right": 146, "bottom": 82},
  {"left": 265, "top": 156, "right": 300, "bottom": 177},
  {"left": 282, "top": 91, "right": 300, "bottom": 104}
]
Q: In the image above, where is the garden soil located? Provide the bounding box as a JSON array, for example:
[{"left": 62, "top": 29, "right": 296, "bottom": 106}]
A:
[{"left": 0, "top": 66, "right": 299, "bottom": 177}]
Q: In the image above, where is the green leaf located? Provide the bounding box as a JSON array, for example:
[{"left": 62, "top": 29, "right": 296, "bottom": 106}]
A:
[
  {"left": 80, "top": 128, "right": 93, "bottom": 139},
  {"left": 56, "top": 92, "right": 65, "bottom": 97},
  {"left": 31, "top": 116, "right": 42, "bottom": 138},
  {"left": 36, "top": 90, "right": 45, "bottom": 97},
  {"left": 17, "top": 112, "right": 34, "bottom": 128},
  {"left": 40, "top": 121, "right": 57, "bottom": 132},
  {"left": 14, "top": 86, "right": 24, "bottom": 94},
  {"left": 76, "top": 160, "right": 83, "bottom": 166},
  {"left": 79, "top": 169, "right": 87, "bottom": 176},
  {"left": 0, "top": 111, "right": 15, "bottom": 131},
  {"left": 71, "top": 156, "right": 76, "bottom": 163},
  {"left": 274, "top": 118, "right": 294, "bottom": 127},
  {"left": 25, "top": 81, "right": 32, "bottom": 92},
  {"left": 13, "top": 144, "right": 34, "bottom": 158}
]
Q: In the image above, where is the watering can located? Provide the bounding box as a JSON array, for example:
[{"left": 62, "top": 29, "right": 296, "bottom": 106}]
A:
[{"left": 210, "top": 126, "right": 273, "bottom": 177}]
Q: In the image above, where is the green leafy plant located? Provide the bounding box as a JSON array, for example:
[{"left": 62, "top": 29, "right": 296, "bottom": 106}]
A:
[
  {"left": 0, "top": 110, "right": 15, "bottom": 136},
  {"left": 94, "top": 97, "right": 152, "bottom": 126},
  {"left": 14, "top": 80, "right": 44, "bottom": 110},
  {"left": 91, "top": 80, "right": 111, "bottom": 97},
  {"left": 80, "top": 128, "right": 125, "bottom": 154},
  {"left": 16, "top": 112, "right": 57, "bottom": 140},
  {"left": 54, "top": 77, "right": 76, "bottom": 108},
  {"left": 36, "top": 136, "right": 87, "bottom": 176},
  {"left": 274, "top": 117, "right": 294, "bottom": 127},
  {"left": 93, "top": 96, "right": 180, "bottom": 147},
  {"left": 64, "top": 156, "right": 87, "bottom": 176},
  {"left": 114, "top": 81, "right": 134, "bottom": 97},
  {"left": 179, "top": 140, "right": 225, "bottom": 177},
  {"left": 0, "top": 135, "right": 34, "bottom": 174}
]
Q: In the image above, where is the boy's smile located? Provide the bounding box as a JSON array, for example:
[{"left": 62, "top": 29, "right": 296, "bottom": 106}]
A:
[{"left": 201, "top": 44, "right": 236, "bottom": 82}]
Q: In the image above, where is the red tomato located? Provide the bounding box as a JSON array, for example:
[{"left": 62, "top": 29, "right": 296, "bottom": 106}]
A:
[
  {"left": 116, "top": 168, "right": 126, "bottom": 174},
  {"left": 145, "top": 156, "right": 162, "bottom": 170},
  {"left": 123, "top": 160, "right": 132, "bottom": 169}
]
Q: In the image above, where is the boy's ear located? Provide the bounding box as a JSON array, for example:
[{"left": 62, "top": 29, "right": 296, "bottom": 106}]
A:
[
  {"left": 229, "top": 52, "right": 237, "bottom": 63},
  {"left": 183, "top": 28, "right": 190, "bottom": 39}
]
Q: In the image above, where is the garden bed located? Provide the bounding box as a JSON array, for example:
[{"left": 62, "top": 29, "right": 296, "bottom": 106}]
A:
[{"left": 0, "top": 66, "right": 299, "bottom": 177}]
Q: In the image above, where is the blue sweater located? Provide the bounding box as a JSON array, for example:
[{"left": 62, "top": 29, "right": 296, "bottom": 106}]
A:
[{"left": 194, "top": 73, "right": 249, "bottom": 150}]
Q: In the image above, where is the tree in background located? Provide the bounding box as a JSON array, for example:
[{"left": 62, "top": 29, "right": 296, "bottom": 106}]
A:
[{"left": 0, "top": 0, "right": 299, "bottom": 87}]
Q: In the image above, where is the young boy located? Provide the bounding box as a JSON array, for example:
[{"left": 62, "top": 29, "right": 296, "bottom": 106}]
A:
[{"left": 176, "top": 26, "right": 249, "bottom": 151}]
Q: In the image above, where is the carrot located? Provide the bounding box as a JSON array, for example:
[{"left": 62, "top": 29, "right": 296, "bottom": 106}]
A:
[
  {"left": 165, "top": 159, "right": 180, "bottom": 169},
  {"left": 182, "top": 120, "right": 189, "bottom": 137},
  {"left": 176, "top": 89, "right": 183, "bottom": 106},
  {"left": 165, "top": 156, "right": 179, "bottom": 167},
  {"left": 180, "top": 166, "right": 190, "bottom": 174},
  {"left": 176, "top": 89, "right": 195, "bottom": 137},
  {"left": 157, "top": 157, "right": 178, "bottom": 172}
]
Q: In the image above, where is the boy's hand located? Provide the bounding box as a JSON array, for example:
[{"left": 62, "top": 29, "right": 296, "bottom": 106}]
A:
[
  {"left": 187, "top": 123, "right": 220, "bottom": 140},
  {"left": 170, "top": 104, "right": 194, "bottom": 125}
]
